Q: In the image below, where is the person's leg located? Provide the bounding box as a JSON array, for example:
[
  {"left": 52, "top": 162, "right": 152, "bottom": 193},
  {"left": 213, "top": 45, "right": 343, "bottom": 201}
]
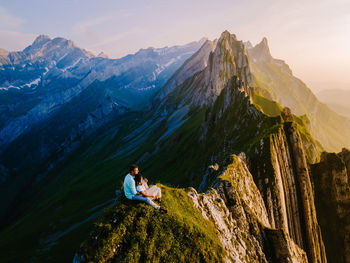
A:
[
  {"left": 145, "top": 197, "right": 160, "bottom": 209},
  {"left": 132, "top": 195, "right": 160, "bottom": 209},
  {"left": 148, "top": 186, "right": 161, "bottom": 199},
  {"left": 132, "top": 195, "right": 148, "bottom": 202},
  {"left": 156, "top": 186, "right": 161, "bottom": 199},
  {"left": 147, "top": 186, "right": 156, "bottom": 196}
]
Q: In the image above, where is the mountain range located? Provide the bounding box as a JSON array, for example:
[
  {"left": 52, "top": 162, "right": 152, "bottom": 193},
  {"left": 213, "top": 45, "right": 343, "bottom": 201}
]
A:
[
  {"left": 0, "top": 35, "right": 204, "bottom": 222},
  {"left": 315, "top": 89, "right": 350, "bottom": 118},
  {"left": 0, "top": 31, "right": 349, "bottom": 263}
]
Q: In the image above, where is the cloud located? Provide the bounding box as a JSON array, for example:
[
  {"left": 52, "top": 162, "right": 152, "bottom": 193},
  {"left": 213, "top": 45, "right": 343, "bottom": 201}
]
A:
[
  {"left": 72, "top": 10, "right": 132, "bottom": 35},
  {"left": 0, "top": 30, "right": 35, "bottom": 51},
  {"left": 71, "top": 11, "right": 140, "bottom": 57},
  {"left": 72, "top": 15, "right": 115, "bottom": 34},
  {"left": 0, "top": 7, "right": 35, "bottom": 51},
  {"left": 88, "top": 28, "right": 144, "bottom": 49},
  {"left": 0, "top": 7, "right": 23, "bottom": 30}
]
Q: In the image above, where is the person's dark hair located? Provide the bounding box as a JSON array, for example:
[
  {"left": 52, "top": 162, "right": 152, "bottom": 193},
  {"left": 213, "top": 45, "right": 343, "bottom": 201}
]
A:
[
  {"left": 134, "top": 173, "right": 143, "bottom": 186},
  {"left": 129, "top": 164, "right": 138, "bottom": 173}
]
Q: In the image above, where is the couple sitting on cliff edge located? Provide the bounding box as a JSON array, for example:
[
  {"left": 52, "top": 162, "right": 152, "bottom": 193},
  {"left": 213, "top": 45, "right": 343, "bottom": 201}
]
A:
[{"left": 123, "top": 164, "right": 167, "bottom": 213}]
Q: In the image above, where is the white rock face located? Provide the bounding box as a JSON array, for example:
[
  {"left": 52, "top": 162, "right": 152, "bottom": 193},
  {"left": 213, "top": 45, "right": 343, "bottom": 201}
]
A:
[
  {"left": 156, "top": 30, "right": 256, "bottom": 108},
  {"left": 203, "top": 31, "right": 254, "bottom": 101},
  {"left": 158, "top": 39, "right": 216, "bottom": 99},
  {"left": 187, "top": 154, "right": 308, "bottom": 263}
]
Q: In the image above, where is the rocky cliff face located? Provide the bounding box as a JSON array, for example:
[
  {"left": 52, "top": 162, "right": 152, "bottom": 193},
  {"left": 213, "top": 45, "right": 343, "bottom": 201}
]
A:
[
  {"left": 188, "top": 154, "right": 308, "bottom": 262},
  {"left": 154, "top": 30, "right": 253, "bottom": 110},
  {"left": 157, "top": 38, "right": 216, "bottom": 100},
  {"left": 199, "top": 30, "right": 254, "bottom": 105},
  {"left": 187, "top": 109, "right": 327, "bottom": 263},
  {"left": 247, "top": 112, "right": 326, "bottom": 263},
  {"left": 311, "top": 148, "right": 350, "bottom": 263},
  {"left": 187, "top": 107, "right": 330, "bottom": 263}
]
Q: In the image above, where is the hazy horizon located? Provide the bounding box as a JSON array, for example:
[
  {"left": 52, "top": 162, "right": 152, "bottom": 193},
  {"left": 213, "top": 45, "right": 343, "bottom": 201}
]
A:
[{"left": 1, "top": 0, "right": 349, "bottom": 92}]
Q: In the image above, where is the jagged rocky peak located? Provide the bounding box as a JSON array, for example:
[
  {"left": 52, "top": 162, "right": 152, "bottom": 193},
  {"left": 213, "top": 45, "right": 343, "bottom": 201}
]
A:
[
  {"left": 32, "top": 34, "right": 51, "bottom": 45},
  {"left": 244, "top": 40, "right": 253, "bottom": 49},
  {"left": 257, "top": 37, "right": 271, "bottom": 56},
  {"left": 248, "top": 36, "right": 273, "bottom": 62},
  {"left": 260, "top": 37, "right": 269, "bottom": 48},
  {"left": 23, "top": 34, "right": 51, "bottom": 53},
  {"left": 198, "top": 37, "right": 209, "bottom": 45},
  {"left": 53, "top": 37, "right": 75, "bottom": 48},
  {"left": 48, "top": 37, "right": 93, "bottom": 56},
  {"left": 202, "top": 29, "right": 254, "bottom": 100},
  {"left": 0, "top": 48, "right": 9, "bottom": 64},
  {"left": 157, "top": 30, "right": 255, "bottom": 107},
  {"left": 157, "top": 37, "right": 217, "bottom": 99},
  {"left": 21, "top": 34, "right": 95, "bottom": 62},
  {"left": 281, "top": 107, "right": 294, "bottom": 122},
  {"left": 97, "top": 51, "right": 108, "bottom": 58},
  {"left": 175, "top": 38, "right": 217, "bottom": 78},
  {"left": 220, "top": 30, "right": 237, "bottom": 40}
]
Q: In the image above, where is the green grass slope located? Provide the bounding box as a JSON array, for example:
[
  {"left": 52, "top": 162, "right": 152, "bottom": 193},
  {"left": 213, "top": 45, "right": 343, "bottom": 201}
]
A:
[{"left": 76, "top": 185, "right": 225, "bottom": 263}]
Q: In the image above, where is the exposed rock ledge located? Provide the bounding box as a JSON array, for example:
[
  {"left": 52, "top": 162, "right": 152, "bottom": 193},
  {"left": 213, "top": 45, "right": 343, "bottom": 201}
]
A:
[{"left": 187, "top": 154, "right": 308, "bottom": 262}]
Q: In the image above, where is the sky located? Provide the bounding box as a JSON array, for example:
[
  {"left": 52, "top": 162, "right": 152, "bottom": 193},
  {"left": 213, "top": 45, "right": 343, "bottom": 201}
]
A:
[{"left": 0, "top": 0, "right": 349, "bottom": 92}]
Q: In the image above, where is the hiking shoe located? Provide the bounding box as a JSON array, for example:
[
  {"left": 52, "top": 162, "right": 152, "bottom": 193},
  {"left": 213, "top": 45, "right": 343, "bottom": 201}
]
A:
[{"left": 159, "top": 207, "right": 167, "bottom": 214}]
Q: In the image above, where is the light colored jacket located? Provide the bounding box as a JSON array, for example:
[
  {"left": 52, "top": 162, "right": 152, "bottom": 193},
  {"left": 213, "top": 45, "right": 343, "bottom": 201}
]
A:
[{"left": 124, "top": 173, "right": 137, "bottom": 199}]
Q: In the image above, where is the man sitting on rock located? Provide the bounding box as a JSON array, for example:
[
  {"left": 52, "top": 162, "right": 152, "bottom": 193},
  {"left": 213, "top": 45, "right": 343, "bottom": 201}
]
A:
[{"left": 123, "top": 164, "right": 167, "bottom": 213}]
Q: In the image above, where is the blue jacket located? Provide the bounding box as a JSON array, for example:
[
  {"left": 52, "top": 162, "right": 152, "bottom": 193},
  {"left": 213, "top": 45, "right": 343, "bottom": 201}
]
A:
[{"left": 124, "top": 173, "right": 137, "bottom": 199}]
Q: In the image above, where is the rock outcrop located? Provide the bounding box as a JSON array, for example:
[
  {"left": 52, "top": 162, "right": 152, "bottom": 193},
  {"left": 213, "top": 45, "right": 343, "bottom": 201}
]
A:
[
  {"left": 188, "top": 154, "right": 308, "bottom": 262},
  {"left": 157, "top": 38, "right": 216, "bottom": 100},
  {"left": 311, "top": 148, "right": 350, "bottom": 263},
  {"left": 247, "top": 113, "right": 327, "bottom": 263},
  {"left": 187, "top": 112, "right": 328, "bottom": 263},
  {"left": 155, "top": 30, "right": 254, "bottom": 109},
  {"left": 201, "top": 30, "right": 254, "bottom": 104}
]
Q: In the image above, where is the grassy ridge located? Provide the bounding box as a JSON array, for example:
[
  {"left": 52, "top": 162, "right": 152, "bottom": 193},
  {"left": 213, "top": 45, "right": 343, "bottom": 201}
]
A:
[{"left": 78, "top": 185, "right": 225, "bottom": 263}]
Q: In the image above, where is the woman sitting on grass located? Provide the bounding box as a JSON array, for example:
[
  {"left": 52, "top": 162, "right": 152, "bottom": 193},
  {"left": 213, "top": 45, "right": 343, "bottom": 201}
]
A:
[
  {"left": 123, "top": 164, "right": 166, "bottom": 213},
  {"left": 134, "top": 173, "right": 162, "bottom": 202}
]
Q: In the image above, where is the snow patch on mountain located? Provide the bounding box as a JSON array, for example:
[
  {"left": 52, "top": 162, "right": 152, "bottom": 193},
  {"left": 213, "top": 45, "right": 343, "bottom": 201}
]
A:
[{"left": 0, "top": 77, "right": 41, "bottom": 91}]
